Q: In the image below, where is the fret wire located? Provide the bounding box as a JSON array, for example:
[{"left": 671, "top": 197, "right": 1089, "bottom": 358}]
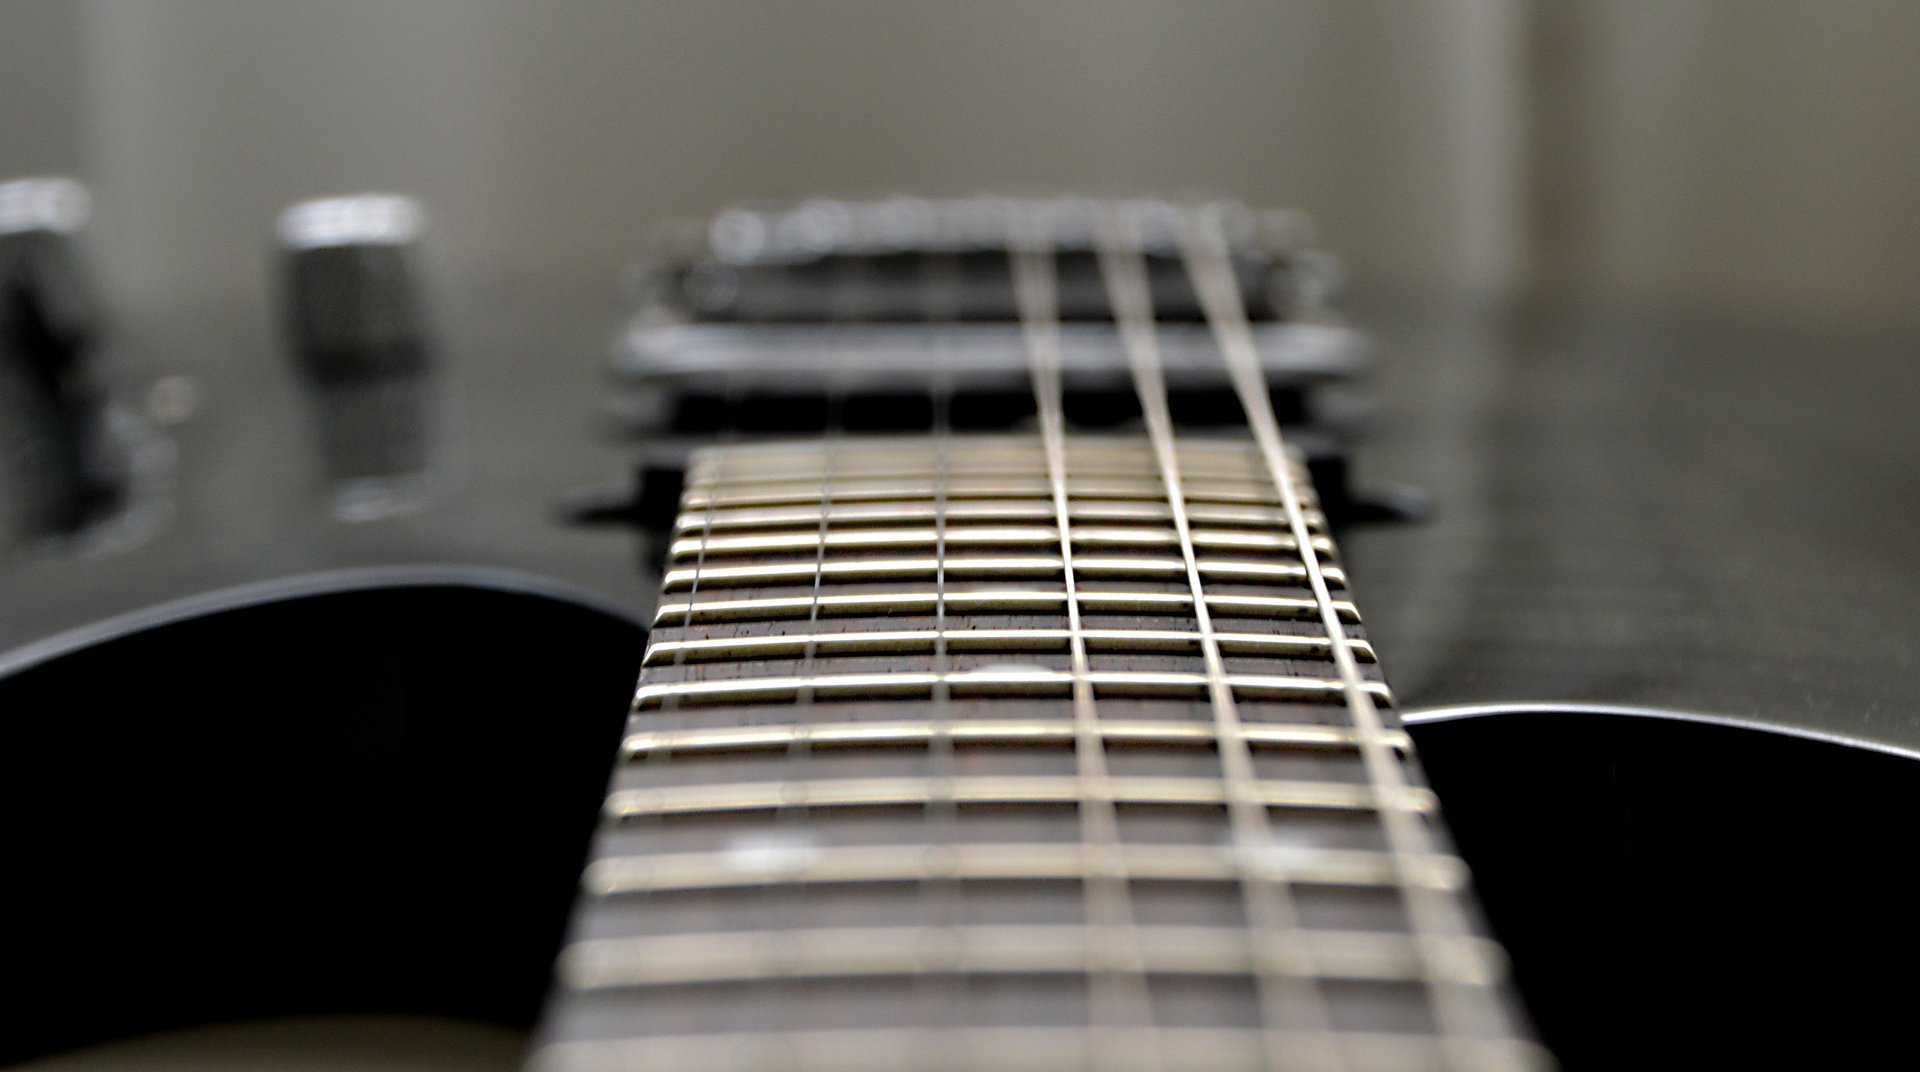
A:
[
  {"left": 657, "top": 556, "right": 1346, "bottom": 591},
  {"left": 681, "top": 471, "right": 1318, "bottom": 496},
  {"left": 667, "top": 527, "right": 1336, "bottom": 558},
  {"left": 558, "top": 924, "right": 1509, "bottom": 992},
  {"left": 1011, "top": 205, "right": 1162, "bottom": 1068},
  {"left": 583, "top": 842, "right": 1465, "bottom": 897},
  {"left": 653, "top": 589, "right": 1363, "bottom": 625},
  {"left": 673, "top": 499, "right": 1329, "bottom": 532},
  {"left": 600, "top": 776, "right": 1436, "bottom": 828},
  {"left": 1099, "top": 204, "right": 1346, "bottom": 1072},
  {"left": 682, "top": 479, "right": 1301, "bottom": 510},
  {"left": 531, "top": 1026, "right": 1551, "bottom": 1072},
  {"left": 641, "top": 628, "right": 1376, "bottom": 665},
  {"left": 1179, "top": 205, "right": 1522, "bottom": 1070},
  {"left": 620, "top": 718, "right": 1411, "bottom": 759},
  {"left": 632, "top": 668, "right": 1392, "bottom": 708}
]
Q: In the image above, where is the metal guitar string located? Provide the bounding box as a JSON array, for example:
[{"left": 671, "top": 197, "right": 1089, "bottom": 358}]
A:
[
  {"left": 595, "top": 198, "right": 1532, "bottom": 1069},
  {"left": 768, "top": 254, "right": 864, "bottom": 1037},
  {"left": 660, "top": 255, "right": 857, "bottom": 1042},
  {"left": 1176, "top": 204, "right": 1522, "bottom": 1071},
  {"left": 914, "top": 244, "right": 966, "bottom": 1041},
  {"left": 1093, "top": 202, "right": 1345, "bottom": 1072},
  {"left": 1008, "top": 203, "right": 1164, "bottom": 1069},
  {"left": 647, "top": 335, "right": 748, "bottom": 899}
]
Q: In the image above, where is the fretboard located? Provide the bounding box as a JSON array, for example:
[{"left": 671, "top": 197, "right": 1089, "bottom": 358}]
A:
[{"left": 530, "top": 434, "right": 1544, "bottom": 1072}]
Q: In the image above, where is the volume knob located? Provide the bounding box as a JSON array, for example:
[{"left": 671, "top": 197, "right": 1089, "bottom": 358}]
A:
[
  {"left": 277, "top": 194, "right": 431, "bottom": 382},
  {"left": 275, "top": 194, "right": 436, "bottom": 514},
  {"left": 0, "top": 177, "right": 119, "bottom": 540}
]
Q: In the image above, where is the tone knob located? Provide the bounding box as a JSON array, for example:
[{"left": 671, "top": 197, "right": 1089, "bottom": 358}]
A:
[
  {"left": 275, "top": 194, "right": 437, "bottom": 514},
  {"left": 277, "top": 194, "right": 431, "bottom": 382},
  {"left": 0, "top": 177, "right": 119, "bottom": 540}
]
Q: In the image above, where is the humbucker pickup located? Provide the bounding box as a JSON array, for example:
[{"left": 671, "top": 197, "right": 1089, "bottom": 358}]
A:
[{"left": 588, "top": 197, "right": 1408, "bottom": 538}]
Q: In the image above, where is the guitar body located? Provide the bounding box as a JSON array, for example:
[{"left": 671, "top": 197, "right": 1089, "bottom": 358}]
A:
[
  {"left": 4, "top": 197, "right": 1915, "bottom": 1070},
  {"left": 8, "top": 597, "right": 1915, "bottom": 1069}
]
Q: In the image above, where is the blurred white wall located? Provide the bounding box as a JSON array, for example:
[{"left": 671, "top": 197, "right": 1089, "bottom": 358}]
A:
[
  {"left": 1530, "top": 0, "right": 1920, "bottom": 324},
  {"left": 7, "top": 0, "right": 1526, "bottom": 316},
  {"left": 2, "top": 0, "right": 1916, "bottom": 324}
]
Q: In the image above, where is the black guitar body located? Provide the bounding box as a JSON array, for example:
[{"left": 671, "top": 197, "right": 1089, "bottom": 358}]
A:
[
  {"left": 0, "top": 584, "right": 643, "bottom": 1066},
  {"left": 3, "top": 586, "right": 1915, "bottom": 1069},
  {"left": 1412, "top": 708, "right": 1920, "bottom": 1068},
  {"left": 4, "top": 196, "right": 1915, "bottom": 1070}
]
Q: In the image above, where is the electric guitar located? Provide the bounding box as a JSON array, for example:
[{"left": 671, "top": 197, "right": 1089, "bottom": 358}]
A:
[{"left": 4, "top": 194, "right": 1915, "bottom": 1071}]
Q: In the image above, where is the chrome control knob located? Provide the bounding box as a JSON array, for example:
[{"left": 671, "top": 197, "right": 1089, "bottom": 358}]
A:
[
  {"left": 0, "top": 178, "right": 117, "bottom": 539},
  {"left": 275, "top": 194, "right": 437, "bottom": 515}
]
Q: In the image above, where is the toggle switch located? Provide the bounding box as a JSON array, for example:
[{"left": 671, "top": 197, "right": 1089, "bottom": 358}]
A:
[{"left": 276, "top": 194, "right": 437, "bottom": 518}]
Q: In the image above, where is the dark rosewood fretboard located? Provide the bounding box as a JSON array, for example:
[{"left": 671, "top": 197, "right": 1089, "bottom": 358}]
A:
[{"left": 529, "top": 434, "right": 1544, "bottom": 1071}]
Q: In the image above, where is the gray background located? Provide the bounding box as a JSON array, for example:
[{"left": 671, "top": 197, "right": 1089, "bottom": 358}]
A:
[
  {"left": 1, "top": 0, "right": 1915, "bottom": 742},
  {"left": 4, "top": 7, "right": 1918, "bottom": 1066},
  {"left": 5, "top": 0, "right": 1917, "bottom": 328}
]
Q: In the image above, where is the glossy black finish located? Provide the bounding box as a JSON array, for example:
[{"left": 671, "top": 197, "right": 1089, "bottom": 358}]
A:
[
  {"left": 5, "top": 290, "right": 1912, "bottom": 751},
  {"left": 0, "top": 291, "right": 651, "bottom": 662},
  {"left": 1344, "top": 297, "right": 1920, "bottom": 748},
  {"left": 6, "top": 614, "right": 1911, "bottom": 1071},
  {"left": 1411, "top": 708, "right": 1920, "bottom": 1070},
  {"left": 0, "top": 585, "right": 644, "bottom": 1065},
  {"left": 0, "top": 281, "right": 1913, "bottom": 1063}
]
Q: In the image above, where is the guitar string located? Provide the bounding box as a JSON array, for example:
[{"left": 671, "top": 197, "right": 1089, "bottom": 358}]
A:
[
  {"left": 1094, "top": 202, "right": 1346, "bottom": 1072},
  {"left": 629, "top": 317, "right": 751, "bottom": 1042},
  {"left": 1176, "top": 203, "right": 1523, "bottom": 1070},
  {"left": 620, "top": 199, "right": 1518, "bottom": 1067},
  {"left": 913, "top": 245, "right": 965, "bottom": 1044},
  {"left": 654, "top": 255, "right": 855, "bottom": 1038},
  {"left": 768, "top": 252, "right": 864, "bottom": 1031},
  {"left": 1009, "top": 202, "right": 1165, "bottom": 1070}
]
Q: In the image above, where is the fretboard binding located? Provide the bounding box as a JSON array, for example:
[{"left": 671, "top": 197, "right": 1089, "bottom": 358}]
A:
[
  {"left": 557, "top": 924, "right": 1506, "bottom": 992},
  {"left": 674, "top": 500, "right": 1329, "bottom": 533},
  {"left": 641, "top": 628, "right": 1376, "bottom": 665},
  {"left": 633, "top": 669, "right": 1392, "bottom": 708},
  {"left": 653, "top": 589, "right": 1363, "bottom": 625},
  {"left": 604, "top": 774, "right": 1436, "bottom": 820},
  {"left": 582, "top": 841, "right": 1461, "bottom": 897},
  {"left": 658, "top": 555, "right": 1347, "bottom": 591},
  {"left": 668, "top": 526, "right": 1336, "bottom": 558},
  {"left": 530, "top": 1026, "right": 1551, "bottom": 1072}
]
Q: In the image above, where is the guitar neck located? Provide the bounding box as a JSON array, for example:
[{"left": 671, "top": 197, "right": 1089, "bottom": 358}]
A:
[{"left": 531, "top": 433, "right": 1543, "bottom": 1071}]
